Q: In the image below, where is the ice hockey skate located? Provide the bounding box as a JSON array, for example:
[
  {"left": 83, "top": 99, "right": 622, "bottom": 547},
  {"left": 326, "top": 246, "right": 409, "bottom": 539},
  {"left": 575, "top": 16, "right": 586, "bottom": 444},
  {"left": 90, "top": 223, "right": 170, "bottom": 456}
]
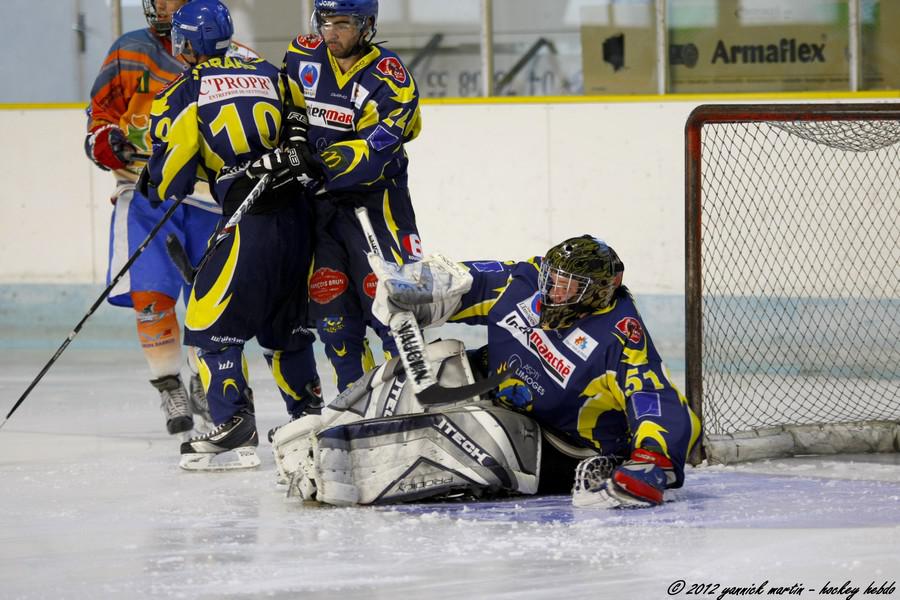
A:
[
  {"left": 179, "top": 409, "right": 260, "bottom": 471},
  {"left": 150, "top": 375, "right": 194, "bottom": 435}
]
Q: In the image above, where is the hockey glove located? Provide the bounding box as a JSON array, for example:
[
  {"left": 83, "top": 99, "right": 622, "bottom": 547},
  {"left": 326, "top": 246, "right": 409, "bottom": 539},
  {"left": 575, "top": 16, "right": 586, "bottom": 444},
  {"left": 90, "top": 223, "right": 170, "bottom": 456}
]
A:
[
  {"left": 247, "top": 146, "right": 320, "bottom": 189},
  {"left": 282, "top": 105, "right": 310, "bottom": 147},
  {"left": 368, "top": 253, "right": 473, "bottom": 329},
  {"left": 85, "top": 124, "right": 137, "bottom": 171},
  {"left": 572, "top": 448, "right": 673, "bottom": 509}
]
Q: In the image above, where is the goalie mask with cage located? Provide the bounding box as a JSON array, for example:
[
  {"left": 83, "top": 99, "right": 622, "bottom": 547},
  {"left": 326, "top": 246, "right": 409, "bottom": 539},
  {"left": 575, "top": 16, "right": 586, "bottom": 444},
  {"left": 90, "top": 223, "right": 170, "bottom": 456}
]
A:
[
  {"left": 538, "top": 235, "right": 624, "bottom": 330},
  {"left": 312, "top": 0, "right": 378, "bottom": 44},
  {"left": 143, "top": 0, "right": 174, "bottom": 35}
]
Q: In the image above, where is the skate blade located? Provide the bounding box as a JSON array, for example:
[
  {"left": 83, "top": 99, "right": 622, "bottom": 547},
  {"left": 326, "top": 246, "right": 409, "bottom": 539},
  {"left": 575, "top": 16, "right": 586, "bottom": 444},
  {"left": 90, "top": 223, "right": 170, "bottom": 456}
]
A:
[{"left": 179, "top": 447, "right": 261, "bottom": 471}]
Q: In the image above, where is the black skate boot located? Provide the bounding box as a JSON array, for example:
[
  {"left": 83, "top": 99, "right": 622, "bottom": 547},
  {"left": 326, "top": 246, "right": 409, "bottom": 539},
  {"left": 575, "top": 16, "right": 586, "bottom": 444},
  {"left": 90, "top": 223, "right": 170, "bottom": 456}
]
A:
[
  {"left": 151, "top": 375, "right": 194, "bottom": 435},
  {"left": 179, "top": 407, "right": 260, "bottom": 471}
]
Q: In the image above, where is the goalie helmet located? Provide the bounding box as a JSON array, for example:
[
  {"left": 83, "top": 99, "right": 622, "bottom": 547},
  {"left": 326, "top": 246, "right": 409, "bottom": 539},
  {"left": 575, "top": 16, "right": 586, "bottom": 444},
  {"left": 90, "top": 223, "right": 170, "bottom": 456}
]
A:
[
  {"left": 538, "top": 235, "right": 624, "bottom": 330},
  {"left": 143, "top": 0, "right": 176, "bottom": 35},
  {"left": 171, "top": 0, "right": 233, "bottom": 58},
  {"left": 312, "top": 0, "right": 378, "bottom": 40}
]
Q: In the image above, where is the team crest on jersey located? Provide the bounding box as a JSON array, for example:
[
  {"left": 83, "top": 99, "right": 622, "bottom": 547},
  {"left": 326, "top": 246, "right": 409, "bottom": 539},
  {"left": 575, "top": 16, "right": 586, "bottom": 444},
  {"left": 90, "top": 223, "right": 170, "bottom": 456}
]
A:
[
  {"left": 563, "top": 327, "right": 598, "bottom": 360},
  {"left": 615, "top": 317, "right": 644, "bottom": 344},
  {"left": 299, "top": 62, "right": 321, "bottom": 98},
  {"left": 499, "top": 311, "right": 575, "bottom": 387},
  {"left": 376, "top": 57, "right": 407, "bottom": 84},
  {"left": 516, "top": 292, "right": 541, "bottom": 327},
  {"left": 309, "top": 268, "right": 349, "bottom": 304},
  {"left": 296, "top": 34, "right": 323, "bottom": 50}
]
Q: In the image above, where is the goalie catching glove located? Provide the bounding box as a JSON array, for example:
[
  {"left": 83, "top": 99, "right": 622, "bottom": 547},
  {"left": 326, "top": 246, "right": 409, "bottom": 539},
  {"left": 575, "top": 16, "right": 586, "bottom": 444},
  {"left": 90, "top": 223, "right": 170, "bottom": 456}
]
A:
[
  {"left": 572, "top": 447, "right": 675, "bottom": 508},
  {"left": 368, "top": 254, "right": 473, "bottom": 329},
  {"left": 247, "top": 145, "right": 320, "bottom": 190}
]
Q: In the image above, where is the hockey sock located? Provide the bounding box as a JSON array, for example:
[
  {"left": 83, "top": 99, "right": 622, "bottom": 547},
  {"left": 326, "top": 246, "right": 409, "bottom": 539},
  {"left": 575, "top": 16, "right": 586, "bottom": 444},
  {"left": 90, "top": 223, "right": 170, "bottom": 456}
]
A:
[
  {"left": 132, "top": 291, "right": 182, "bottom": 378},
  {"left": 372, "top": 320, "right": 398, "bottom": 359},
  {"left": 263, "top": 345, "right": 322, "bottom": 417},
  {"left": 316, "top": 316, "right": 376, "bottom": 392},
  {"left": 196, "top": 346, "right": 251, "bottom": 425}
]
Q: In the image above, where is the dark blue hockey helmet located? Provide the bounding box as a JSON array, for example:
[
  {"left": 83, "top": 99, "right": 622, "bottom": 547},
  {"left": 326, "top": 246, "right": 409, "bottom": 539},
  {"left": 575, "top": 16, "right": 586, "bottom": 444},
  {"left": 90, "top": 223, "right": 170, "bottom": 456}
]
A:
[
  {"left": 171, "top": 0, "right": 234, "bottom": 58},
  {"left": 312, "top": 0, "right": 378, "bottom": 37}
]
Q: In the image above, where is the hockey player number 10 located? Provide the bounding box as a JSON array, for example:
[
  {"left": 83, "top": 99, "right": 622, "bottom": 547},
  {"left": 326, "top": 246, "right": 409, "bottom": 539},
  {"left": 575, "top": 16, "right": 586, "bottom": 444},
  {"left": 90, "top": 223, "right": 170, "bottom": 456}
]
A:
[{"left": 152, "top": 101, "right": 281, "bottom": 155}]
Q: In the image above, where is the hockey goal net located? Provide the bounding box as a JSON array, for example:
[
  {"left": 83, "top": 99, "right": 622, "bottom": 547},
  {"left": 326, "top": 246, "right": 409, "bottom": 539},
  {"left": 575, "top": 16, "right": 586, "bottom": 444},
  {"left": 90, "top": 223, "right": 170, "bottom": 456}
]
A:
[{"left": 685, "top": 103, "right": 900, "bottom": 464}]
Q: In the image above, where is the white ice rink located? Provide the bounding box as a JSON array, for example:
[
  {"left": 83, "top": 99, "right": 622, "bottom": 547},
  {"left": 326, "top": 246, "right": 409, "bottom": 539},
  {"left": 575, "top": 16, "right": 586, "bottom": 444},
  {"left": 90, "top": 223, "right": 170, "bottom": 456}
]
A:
[{"left": 2, "top": 302, "right": 899, "bottom": 600}]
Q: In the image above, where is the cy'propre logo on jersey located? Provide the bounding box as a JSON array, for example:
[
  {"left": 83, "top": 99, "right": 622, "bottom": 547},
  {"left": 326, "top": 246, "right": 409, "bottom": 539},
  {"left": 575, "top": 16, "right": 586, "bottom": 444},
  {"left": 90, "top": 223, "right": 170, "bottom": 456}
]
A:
[
  {"left": 306, "top": 100, "right": 354, "bottom": 131},
  {"left": 198, "top": 74, "right": 278, "bottom": 106},
  {"left": 499, "top": 311, "right": 575, "bottom": 387}
]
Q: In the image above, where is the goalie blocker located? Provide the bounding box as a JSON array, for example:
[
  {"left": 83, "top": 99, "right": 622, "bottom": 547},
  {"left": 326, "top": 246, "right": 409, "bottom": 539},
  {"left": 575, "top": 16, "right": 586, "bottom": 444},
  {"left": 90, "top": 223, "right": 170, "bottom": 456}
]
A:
[{"left": 272, "top": 339, "right": 541, "bottom": 505}]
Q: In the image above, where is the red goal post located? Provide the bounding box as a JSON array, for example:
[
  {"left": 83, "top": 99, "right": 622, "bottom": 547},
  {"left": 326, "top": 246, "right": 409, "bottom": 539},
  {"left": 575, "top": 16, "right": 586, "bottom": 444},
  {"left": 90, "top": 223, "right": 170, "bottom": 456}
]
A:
[{"left": 685, "top": 103, "right": 900, "bottom": 465}]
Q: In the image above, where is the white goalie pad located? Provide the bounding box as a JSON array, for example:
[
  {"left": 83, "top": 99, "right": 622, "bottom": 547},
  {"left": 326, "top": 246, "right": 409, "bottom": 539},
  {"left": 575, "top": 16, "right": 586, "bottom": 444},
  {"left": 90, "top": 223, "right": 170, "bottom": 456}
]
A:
[
  {"left": 272, "top": 339, "right": 490, "bottom": 487},
  {"left": 297, "top": 405, "right": 541, "bottom": 506}
]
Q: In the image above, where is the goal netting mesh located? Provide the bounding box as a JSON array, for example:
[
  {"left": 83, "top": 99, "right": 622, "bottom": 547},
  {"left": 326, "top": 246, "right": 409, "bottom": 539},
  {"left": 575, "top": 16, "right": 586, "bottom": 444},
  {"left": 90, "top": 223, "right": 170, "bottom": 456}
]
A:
[{"left": 686, "top": 104, "right": 900, "bottom": 464}]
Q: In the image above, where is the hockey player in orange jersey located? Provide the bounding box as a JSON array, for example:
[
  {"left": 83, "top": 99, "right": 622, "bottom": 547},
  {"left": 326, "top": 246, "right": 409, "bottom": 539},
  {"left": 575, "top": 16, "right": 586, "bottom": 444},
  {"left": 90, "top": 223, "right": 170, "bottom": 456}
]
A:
[{"left": 84, "top": 0, "right": 255, "bottom": 437}]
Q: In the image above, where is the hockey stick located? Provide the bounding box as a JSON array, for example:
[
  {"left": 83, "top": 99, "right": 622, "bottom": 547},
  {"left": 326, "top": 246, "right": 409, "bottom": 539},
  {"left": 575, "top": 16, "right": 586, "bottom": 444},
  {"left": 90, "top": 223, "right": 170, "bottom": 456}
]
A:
[
  {"left": 355, "top": 207, "right": 510, "bottom": 405},
  {"left": 1, "top": 195, "right": 187, "bottom": 432},
  {"left": 165, "top": 173, "right": 272, "bottom": 284}
]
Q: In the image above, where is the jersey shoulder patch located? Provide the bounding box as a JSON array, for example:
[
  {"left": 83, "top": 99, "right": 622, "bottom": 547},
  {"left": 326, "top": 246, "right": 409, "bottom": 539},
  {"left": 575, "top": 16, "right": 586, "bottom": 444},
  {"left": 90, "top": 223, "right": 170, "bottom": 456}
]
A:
[
  {"left": 374, "top": 56, "right": 408, "bottom": 84},
  {"left": 294, "top": 33, "right": 323, "bottom": 51}
]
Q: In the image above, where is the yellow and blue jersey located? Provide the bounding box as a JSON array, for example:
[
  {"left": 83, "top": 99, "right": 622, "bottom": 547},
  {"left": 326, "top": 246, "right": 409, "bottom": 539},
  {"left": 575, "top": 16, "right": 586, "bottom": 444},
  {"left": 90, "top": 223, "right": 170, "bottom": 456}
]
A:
[
  {"left": 451, "top": 259, "right": 701, "bottom": 484},
  {"left": 145, "top": 56, "right": 285, "bottom": 205},
  {"left": 282, "top": 34, "right": 421, "bottom": 192}
]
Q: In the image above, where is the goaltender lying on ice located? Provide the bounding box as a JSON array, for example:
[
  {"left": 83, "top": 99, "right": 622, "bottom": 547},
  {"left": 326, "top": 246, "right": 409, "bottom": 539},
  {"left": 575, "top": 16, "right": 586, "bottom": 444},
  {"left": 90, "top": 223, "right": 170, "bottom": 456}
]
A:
[{"left": 273, "top": 240, "right": 700, "bottom": 509}]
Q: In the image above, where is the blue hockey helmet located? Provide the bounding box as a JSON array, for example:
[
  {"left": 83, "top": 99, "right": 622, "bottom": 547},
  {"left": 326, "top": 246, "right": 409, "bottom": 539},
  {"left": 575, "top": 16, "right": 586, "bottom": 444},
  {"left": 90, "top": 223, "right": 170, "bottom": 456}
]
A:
[
  {"left": 171, "top": 0, "right": 234, "bottom": 58},
  {"left": 312, "top": 0, "right": 378, "bottom": 37}
]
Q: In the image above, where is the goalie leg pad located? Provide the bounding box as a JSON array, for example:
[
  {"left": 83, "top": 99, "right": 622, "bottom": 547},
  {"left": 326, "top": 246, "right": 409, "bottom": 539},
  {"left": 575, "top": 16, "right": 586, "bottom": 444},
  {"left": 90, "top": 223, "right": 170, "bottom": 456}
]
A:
[
  {"left": 313, "top": 406, "right": 541, "bottom": 506},
  {"left": 272, "top": 339, "right": 497, "bottom": 493}
]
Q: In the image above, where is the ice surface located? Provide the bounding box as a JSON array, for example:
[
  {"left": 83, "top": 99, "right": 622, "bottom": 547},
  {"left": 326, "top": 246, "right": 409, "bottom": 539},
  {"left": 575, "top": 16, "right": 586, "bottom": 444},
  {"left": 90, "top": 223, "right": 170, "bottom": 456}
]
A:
[{"left": 1, "top": 328, "right": 899, "bottom": 598}]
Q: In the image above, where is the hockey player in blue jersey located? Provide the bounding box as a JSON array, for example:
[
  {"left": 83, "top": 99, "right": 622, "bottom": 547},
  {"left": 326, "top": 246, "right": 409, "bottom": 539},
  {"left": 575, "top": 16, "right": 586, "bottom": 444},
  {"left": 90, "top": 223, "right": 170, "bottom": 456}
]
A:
[
  {"left": 364, "top": 236, "right": 702, "bottom": 508},
  {"left": 141, "top": 0, "right": 321, "bottom": 470},
  {"left": 247, "top": 0, "right": 424, "bottom": 393}
]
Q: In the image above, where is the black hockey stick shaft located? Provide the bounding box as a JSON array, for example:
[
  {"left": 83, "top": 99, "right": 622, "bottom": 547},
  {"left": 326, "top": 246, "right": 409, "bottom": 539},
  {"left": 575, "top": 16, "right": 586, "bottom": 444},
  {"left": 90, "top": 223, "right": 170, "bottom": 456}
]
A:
[
  {"left": 164, "top": 173, "right": 271, "bottom": 285},
  {"left": 1, "top": 196, "right": 186, "bottom": 431}
]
